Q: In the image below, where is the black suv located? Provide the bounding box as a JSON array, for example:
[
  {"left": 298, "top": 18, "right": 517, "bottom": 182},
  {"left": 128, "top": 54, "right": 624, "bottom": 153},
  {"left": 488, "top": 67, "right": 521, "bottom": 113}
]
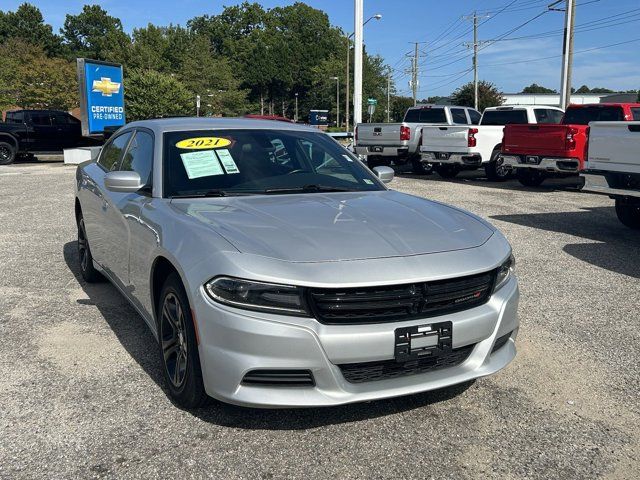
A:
[{"left": 0, "top": 110, "right": 101, "bottom": 165}]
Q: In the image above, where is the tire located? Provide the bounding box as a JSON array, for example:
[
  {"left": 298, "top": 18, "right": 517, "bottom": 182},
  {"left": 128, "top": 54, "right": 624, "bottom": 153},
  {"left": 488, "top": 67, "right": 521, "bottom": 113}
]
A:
[
  {"left": 517, "top": 169, "right": 546, "bottom": 187},
  {"left": 434, "top": 165, "right": 460, "bottom": 179},
  {"left": 411, "top": 156, "right": 432, "bottom": 175},
  {"left": 158, "top": 272, "right": 210, "bottom": 409},
  {"left": 0, "top": 141, "right": 16, "bottom": 165},
  {"left": 484, "top": 149, "right": 510, "bottom": 182},
  {"left": 615, "top": 197, "right": 640, "bottom": 229},
  {"left": 367, "top": 156, "right": 390, "bottom": 169},
  {"left": 77, "top": 216, "right": 105, "bottom": 283}
]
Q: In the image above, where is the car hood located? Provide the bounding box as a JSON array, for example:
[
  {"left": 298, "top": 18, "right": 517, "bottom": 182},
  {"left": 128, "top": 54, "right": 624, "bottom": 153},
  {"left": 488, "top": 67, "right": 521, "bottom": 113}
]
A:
[{"left": 171, "top": 191, "right": 494, "bottom": 263}]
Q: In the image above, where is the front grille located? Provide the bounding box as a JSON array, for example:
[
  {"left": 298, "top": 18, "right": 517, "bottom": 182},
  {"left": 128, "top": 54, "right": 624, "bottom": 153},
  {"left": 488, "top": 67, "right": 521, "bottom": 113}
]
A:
[
  {"left": 241, "top": 369, "right": 315, "bottom": 387},
  {"left": 338, "top": 344, "right": 475, "bottom": 383},
  {"left": 306, "top": 271, "right": 495, "bottom": 325}
]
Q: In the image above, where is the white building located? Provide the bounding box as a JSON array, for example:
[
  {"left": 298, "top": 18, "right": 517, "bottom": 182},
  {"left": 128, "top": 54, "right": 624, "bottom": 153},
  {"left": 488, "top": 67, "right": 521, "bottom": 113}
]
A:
[{"left": 502, "top": 92, "right": 637, "bottom": 107}]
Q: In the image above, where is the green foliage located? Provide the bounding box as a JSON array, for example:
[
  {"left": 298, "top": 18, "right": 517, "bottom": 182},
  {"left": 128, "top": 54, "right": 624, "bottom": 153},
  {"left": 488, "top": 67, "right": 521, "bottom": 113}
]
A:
[
  {"left": 451, "top": 81, "right": 504, "bottom": 112},
  {"left": 124, "top": 69, "right": 193, "bottom": 121},
  {"left": 61, "top": 5, "right": 130, "bottom": 61},
  {"left": 0, "top": 38, "right": 76, "bottom": 110},
  {"left": 0, "top": 3, "right": 63, "bottom": 55},
  {"left": 390, "top": 96, "right": 414, "bottom": 122},
  {"left": 522, "top": 83, "right": 556, "bottom": 94}
]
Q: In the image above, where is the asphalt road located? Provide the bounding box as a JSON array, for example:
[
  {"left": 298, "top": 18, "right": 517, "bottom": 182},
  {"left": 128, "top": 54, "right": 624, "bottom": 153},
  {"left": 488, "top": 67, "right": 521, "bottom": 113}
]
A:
[{"left": 0, "top": 159, "right": 638, "bottom": 479}]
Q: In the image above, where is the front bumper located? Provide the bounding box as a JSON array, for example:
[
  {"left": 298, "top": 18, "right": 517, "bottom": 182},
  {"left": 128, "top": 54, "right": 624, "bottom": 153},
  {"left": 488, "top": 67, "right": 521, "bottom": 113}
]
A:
[
  {"left": 421, "top": 152, "right": 482, "bottom": 167},
  {"left": 501, "top": 155, "right": 580, "bottom": 173},
  {"left": 581, "top": 172, "right": 640, "bottom": 198},
  {"left": 354, "top": 145, "right": 409, "bottom": 158},
  {"left": 192, "top": 276, "right": 519, "bottom": 408}
]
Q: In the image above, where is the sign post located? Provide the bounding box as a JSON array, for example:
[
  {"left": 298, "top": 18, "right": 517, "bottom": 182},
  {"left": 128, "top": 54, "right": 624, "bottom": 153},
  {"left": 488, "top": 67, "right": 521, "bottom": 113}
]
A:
[
  {"left": 77, "top": 58, "right": 126, "bottom": 136},
  {"left": 367, "top": 98, "right": 377, "bottom": 123}
]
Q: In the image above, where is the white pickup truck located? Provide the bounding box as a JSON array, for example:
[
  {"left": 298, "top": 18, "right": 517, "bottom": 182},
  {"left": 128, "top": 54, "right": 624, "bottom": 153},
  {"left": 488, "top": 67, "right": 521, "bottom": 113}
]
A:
[
  {"left": 354, "top": 105, "right": 481, "bottom": 174},
  {"left": 581, "top": 121, "right": 640, "bottom": 229},
  {"left": 419, "top": 105, "right": 564, "bottom": 180}
]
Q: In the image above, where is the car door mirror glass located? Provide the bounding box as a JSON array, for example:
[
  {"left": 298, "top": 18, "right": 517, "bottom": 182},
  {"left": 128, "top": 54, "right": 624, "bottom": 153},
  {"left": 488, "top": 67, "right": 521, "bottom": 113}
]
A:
[
  {"left": 104, "top": 171, "right": 144, "bottom": 193},
  {"left": 373, "top": 166, "right": 394, "bottom": 184}
]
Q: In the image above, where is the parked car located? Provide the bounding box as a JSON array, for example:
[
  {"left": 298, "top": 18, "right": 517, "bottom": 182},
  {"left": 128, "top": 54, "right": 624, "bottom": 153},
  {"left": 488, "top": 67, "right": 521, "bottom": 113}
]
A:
[
  {"left": 501, "top": 103, "right": 640, "bottom": 187},
  {"left": 0, "top": 109, "right": 101, "bottom": 165},
  {"left": 354, "top": 105, "right": 481, "bottom": 173},
  {"left": 74, "top": 117, "right": 519, "bottom": 408},
  {"left": 420, "top": 105, "right": 564, "bottom": 180},
  {"left": 581, "top": 121, "right": 640, "bottom": 229}
]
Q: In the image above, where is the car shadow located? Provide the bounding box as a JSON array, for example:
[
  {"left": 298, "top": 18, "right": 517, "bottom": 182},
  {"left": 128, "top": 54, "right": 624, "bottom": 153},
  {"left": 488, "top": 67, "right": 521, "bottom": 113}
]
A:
[
  {"left": 63, "top": 240, "right": 476, "bottom": 428},
  {"left": 491, "top": 207, "right": 640, "bottom": 279},
  {"left": 394, "top": 165, "right": 584, "bottom": 193}
]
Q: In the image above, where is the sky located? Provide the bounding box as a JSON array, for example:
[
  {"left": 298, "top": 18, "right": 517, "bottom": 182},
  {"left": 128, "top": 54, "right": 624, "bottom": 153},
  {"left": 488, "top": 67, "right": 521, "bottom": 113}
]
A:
[{"left": 5, "top": 0, "right": 640, "bottom": 97}]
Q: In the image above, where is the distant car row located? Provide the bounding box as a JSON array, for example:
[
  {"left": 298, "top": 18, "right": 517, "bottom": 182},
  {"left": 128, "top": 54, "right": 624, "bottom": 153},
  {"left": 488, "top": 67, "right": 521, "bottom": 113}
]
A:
[{"left": 354, "top": 103, "right": 640, "bottom": 229}]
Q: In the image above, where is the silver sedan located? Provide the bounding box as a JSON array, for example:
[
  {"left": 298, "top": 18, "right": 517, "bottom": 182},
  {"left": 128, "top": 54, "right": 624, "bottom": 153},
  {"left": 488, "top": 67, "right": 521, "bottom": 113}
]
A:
[{"left": 74, "top": 118, "right": 519, "bottom": 408}]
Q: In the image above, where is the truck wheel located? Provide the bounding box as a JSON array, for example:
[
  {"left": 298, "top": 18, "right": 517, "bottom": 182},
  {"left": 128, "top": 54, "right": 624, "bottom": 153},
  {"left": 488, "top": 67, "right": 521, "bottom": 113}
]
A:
[
  {"left": 367, "top": 156, "right": 389, "bottom": 169},
  {"left": 517, "top": 169, "right": 545, "bottom": 187},
  {"left": 484, "top": 149, "right": 510, "bottom": 182},
  {"left": 411, "top": 156, "right": 432, "bottom": 175},
  {"left": 435, "top": 165, "right": 460, "bottom": 179},
  {"left": 0, "top": 141, "right": 16, "bottom": 165},
  {"left": 615, "top": 198, "right": 640, "bottom": 229}
]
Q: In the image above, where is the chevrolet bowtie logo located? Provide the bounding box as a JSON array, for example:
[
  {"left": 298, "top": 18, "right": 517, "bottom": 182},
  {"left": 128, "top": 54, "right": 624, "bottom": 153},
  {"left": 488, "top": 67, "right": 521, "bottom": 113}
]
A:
[{"left": 92, "top": 77, "right": 121, "bottom": 96}]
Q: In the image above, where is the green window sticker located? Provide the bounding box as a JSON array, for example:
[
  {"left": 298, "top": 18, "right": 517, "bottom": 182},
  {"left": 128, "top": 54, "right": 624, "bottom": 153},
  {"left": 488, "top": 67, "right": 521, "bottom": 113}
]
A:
[
  {"left": 215, "top": 149, "right": 240, "bottom": 174},
  {"left": 179, "top": 150, "right": 224, "bottom": 179}
]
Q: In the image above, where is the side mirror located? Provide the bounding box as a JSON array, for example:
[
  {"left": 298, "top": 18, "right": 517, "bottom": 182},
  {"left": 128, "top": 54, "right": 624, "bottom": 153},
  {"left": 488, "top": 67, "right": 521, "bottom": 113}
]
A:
[
  {"left": 104, "top": 171, "right": 143, "bottom": 193},
  {"left": 373, "top": 166, "right": 394, "bottom": 184}
]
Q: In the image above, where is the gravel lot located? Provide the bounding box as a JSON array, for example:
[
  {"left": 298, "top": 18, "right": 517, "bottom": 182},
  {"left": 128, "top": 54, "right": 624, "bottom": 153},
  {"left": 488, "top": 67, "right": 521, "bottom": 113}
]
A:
[{"left": 0, "top": 159, "right": 638, "bottom": 479}]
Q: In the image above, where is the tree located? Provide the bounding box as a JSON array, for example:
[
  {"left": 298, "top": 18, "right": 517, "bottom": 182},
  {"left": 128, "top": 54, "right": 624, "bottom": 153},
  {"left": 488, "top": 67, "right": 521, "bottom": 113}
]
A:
[
  {"left": 124, "top": 69, "right": 193, "bottom": 121},
  {"left": 522, "top": 83, "right": 556, "bottom": 94},
  {"left": 390, "top": 96, "right": 414, "bottom": 122},
  {"left": 61, "top": 5, "right": 130, "bottom": 60},
  {"left": 0, "top": 38, "right": 76, "bottom": 110},
  {"left": 0, "top": 3, "right": 63, "bottom": 55},
  {"left": 451, "top": 81, "right": 504, "bottom": 111},
  {"left": 575, "top": 85, "right": 591, "bottom": 94},
  {"left": 590, "top": 87, "right": 614, "bottom": 94}
]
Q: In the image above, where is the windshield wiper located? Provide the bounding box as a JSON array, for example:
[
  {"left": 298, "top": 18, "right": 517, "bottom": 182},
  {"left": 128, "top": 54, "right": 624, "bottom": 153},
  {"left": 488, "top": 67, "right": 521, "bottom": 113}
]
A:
[
  {"left": 263, "top": 184, "right": 353, "bottom": 194},
  {"left": 170, "top": 189, "right": 230, "bottom": 198}
]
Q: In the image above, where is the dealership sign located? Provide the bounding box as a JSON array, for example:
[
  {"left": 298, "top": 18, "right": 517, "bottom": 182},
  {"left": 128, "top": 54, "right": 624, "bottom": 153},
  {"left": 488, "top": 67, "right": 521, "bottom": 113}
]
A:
[{"left": 77, "top": 58, "right": 126, "bottom": 136}]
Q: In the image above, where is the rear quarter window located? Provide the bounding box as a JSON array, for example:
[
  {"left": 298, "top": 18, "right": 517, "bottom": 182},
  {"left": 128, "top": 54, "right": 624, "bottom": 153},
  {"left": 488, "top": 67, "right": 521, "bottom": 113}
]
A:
[
  {"left": 631, "top": 108, "right": 640, "bottom": 121},
  {"left": 534, "top": 109, "right": 564, "bottom": 124}
]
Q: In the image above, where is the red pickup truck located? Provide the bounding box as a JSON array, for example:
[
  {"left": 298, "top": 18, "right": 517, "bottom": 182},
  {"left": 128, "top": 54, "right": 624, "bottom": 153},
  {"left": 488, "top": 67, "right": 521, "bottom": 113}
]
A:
[{"left": 500, "top": 103, "right": 640, "bottom": 186}]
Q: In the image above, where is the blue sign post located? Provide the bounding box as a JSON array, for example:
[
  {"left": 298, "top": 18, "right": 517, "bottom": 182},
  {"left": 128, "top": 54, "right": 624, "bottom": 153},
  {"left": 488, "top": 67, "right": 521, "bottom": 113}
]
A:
[{"left": 76, "top": 58, "right": 126, "bottom": 136}]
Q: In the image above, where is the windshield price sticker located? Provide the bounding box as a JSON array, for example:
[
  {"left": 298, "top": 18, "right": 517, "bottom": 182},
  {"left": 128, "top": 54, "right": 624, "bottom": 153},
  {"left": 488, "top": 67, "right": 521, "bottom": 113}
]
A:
[
  {"left": 176, "top": 137, "right": 232, "bottom": 150},
  {"left": 215, "top": 149, "right": 240, "bottom": 174},
  {"left": 180, "top": 150, "right": 224, "bottom": 179}
]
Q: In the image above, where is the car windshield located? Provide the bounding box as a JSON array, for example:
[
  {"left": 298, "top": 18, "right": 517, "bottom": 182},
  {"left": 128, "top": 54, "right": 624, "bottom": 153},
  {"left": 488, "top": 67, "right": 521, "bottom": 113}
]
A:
[{"left": 163, "top": 129, "right": 384, "bottom": 197}]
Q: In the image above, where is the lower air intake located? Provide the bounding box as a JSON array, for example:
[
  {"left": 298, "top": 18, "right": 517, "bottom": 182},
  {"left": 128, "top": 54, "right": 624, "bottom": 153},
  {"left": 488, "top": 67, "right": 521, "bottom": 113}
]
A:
[{"left": 241, "top": 369, "right": 315, "bottom": 387}]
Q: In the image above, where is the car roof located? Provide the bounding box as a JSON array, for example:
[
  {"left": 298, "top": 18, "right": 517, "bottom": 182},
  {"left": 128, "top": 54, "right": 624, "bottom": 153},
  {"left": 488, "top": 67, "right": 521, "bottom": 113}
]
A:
[
  {"left": 122, "top": 117, "right": 320, "bottom": 135},
  {"left": 407, "top": 104, "right": 472, "bottom": 110},
  {"left": 7, "top": 109, "right": 68, "bottom": 114}
]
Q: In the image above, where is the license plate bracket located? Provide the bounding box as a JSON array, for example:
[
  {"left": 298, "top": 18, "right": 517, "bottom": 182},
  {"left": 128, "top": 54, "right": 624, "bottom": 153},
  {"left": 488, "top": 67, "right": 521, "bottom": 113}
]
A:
[
  {"left": 525, "top": 155, "right": 540, "bottom": 164},
  {"left": 394, "top": 321, "right": 453, "bottom": 362},
  {"left": 436, "top": 152, "right": 450, "bottom": 160},
  {"left": 370, "top": 146, "right": 383, "bottom": 153}
]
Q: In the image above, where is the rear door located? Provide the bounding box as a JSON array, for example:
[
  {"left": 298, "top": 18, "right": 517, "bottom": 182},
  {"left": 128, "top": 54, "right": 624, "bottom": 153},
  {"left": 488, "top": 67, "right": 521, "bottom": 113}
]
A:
[
  {"left": 26, "top": 112, "right": 58, "bottom": 151},
  {"left": 51, "top": 112, "right": 82, "bottom": 148}
]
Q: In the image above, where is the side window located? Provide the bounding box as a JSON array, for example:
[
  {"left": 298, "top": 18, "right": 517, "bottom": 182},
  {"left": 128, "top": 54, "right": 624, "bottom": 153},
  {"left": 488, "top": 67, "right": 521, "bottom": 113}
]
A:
[
  {"left": 30, "top": 112, "right": 52, "bottom": 126},
  {"left": 535, "top": 109, "right": 563, "bottom": 124},
  {"left": 6, "top": 112, "right": 24, "bottom": 123},
  {"left": 98, "top": 131, "right": 132, "bottom": 172},
  {"left": 468, "top": 109, "right": 481, "bottom": 125},
  {"left": 51, "top": 113, "right": 70, "bottom": 125},
  {"left": 631, "top": 108, "right": 640, "bottom": 121},
  {"left": 120, "top": 130, "right": 154, "bottom": 186},
  {"left": 451, "top": 108, "right": 468, "bottom": 124}
]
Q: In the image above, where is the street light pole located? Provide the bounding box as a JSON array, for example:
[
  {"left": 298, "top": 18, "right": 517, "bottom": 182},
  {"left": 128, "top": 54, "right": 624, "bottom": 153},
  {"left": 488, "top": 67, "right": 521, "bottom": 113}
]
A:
[
  {"left": 330, "top": 77, "right": 340, "bottom": 127},
  {"left": 353, "top": 0, "right": 364, "bottom": 130},
  {"left": 294, "top": 93, "right": 299, "bottom": 122},
  {"left": 345, "top": 13, "right": 381, "bottom": 132}
]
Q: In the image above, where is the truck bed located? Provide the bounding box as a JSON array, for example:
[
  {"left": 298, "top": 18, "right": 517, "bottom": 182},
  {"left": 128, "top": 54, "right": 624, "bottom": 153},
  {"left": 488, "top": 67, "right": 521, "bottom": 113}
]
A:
[{"left": 587, "top": 122, "right": 640, "bottom": 175}]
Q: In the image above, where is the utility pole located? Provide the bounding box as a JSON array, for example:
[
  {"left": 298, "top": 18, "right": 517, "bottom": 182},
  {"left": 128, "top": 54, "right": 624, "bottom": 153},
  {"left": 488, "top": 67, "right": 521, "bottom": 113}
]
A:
[
  {"left": 412, "top": 42, "right": 418, "bottom": 106},
  {"left": 386, "top": 69, "right": 391, "bottom": 123},
  {"left": 353, "top": 0, "right": 364, "bottom": 129},
  {"left": 557, "top": 0, "right": 576, "bottom": 108},
  {"left": 463, "top": 12, "right": 489, "bottom": 111},
  {"left": 345, "top": 41, "right": 351, "bottom": 132}
]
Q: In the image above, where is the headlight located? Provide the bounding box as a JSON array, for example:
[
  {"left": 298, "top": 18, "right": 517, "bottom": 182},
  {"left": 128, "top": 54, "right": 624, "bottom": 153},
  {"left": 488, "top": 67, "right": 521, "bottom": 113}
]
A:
[
  {"left": 204, "top": 277, "right": 309, "bottom": 316},
  {"left": 494, "top": 254, "right": 516, "bottom": 292}
]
